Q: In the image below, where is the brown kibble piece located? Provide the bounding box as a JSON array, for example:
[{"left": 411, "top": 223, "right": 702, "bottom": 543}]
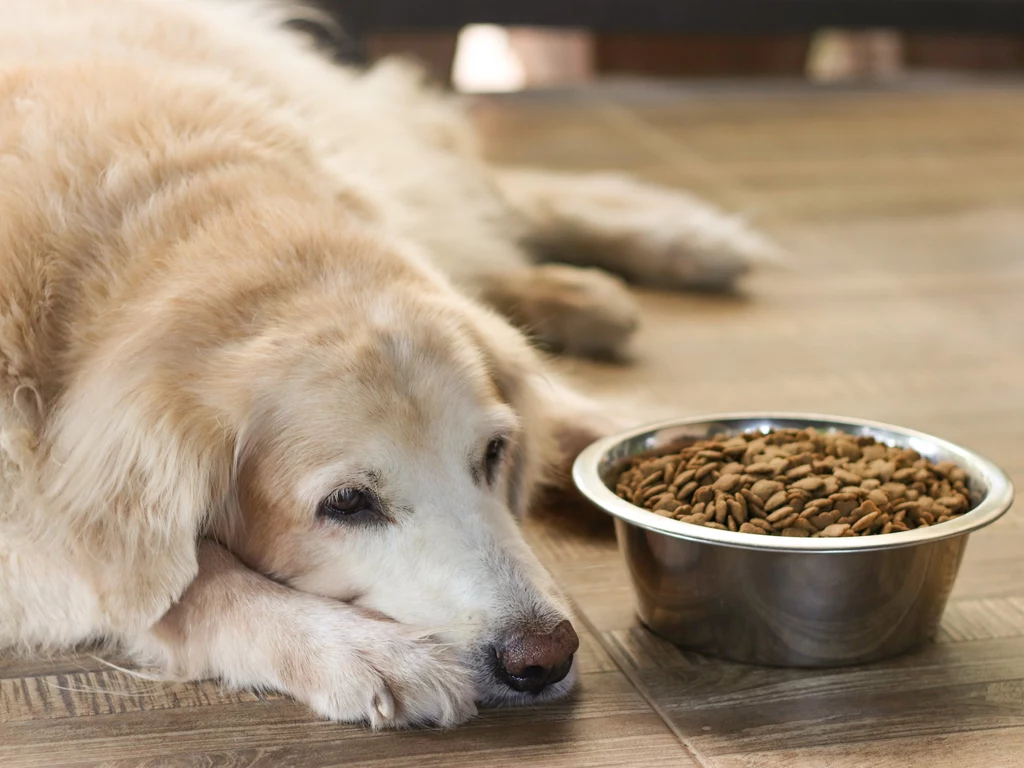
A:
[
  {"left": 937, "top": 495, "right": 966, "bottom": 513},
  {"left": 811, "top": 511, "right": 840, "bottom": 530},
  {"left": 857, "top": 499, "right": 880, "bottom": 517},
  {"left": 833, "top": 498, "right": 859, "bottom": 515},
  {"left": 653, "top": 496, "right": 678, "bottom": 512},
  {"left": 715, "top": 496, "right": 729, "bottom": 525},
  {"left": 875, "top": 461, "right": 896, "bottom": 482},
  {"left": 785, "top": 465, "right": 813, "bottom": 480},
  {"left": 821, "top": 477, "right": 842, "bottom": 496},
  {"left": 739, "top": 523, "right": 766, "bottom": 535},
  {"left": 674, "top": 468, "right": 697, "bottom": 485},
  {"left": 713, "top": 473, "right": 744, "bottom": 492},
  {"left": 833, "top": 468, "right": 863, "bottom": 485},
  {"left": 834, "top": 439, "right": 861, "bottom": 460},
  {"left": 638, "top": 471, "right": 663, "bottom": 489},
  {"left": 766, "top": 505, "right": 795, "bottom": 523},
  {"left": 788, "top": 496, "right": 806, "bottom": 514},
  {"left": 867, "top": 489, "right": 889, "bottom": 508},
  {"left": 881, "top": 482, "right": 908, "bottom": 500},
  {"left": 735, "top": 492, "right": 749, "bottom": 517},
  {"left": 698, "top": 450, "right": 725, "bottom": 460},
  {"left": 764, "top": 490, "right": 789, "bottom": 512},
  {"left": 852, "top": 510, "right": 880, "bottom": 532},
  {"left": 695, "top": 462, "right": 720, "bottom": 482},
  {"left": 862, "top": 444, "right": 886, "bottom": 461},
  {"left": 727, "top": 498, "right": 746, "bottom": 525},
  {"left": 751, "top": 479, "right": 784, "bottom": 501},
  {"left": 642, "top": 484, "right": 668, "bottom": 501},
  {"left": 819, "top": 523, "right": 851, "bottom": 537},
  {"left": 791, "top": 476, "right": 824, "bottom": 493},
  {"left": 772, "top": 513, "right": 799, "bottom": 529},
  {"left": 677, "top": 481, "right": 699, "bottom": 502},
  {"left": 741, "top": 488, "right": 764, "bottom": 508},
  {"left": 694, "top": 486, "right": 716, "bottom": 504}
]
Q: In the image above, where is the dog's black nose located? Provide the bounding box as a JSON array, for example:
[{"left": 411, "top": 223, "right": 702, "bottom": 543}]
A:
[{"left": 494, "top": 619, "right": 579, "bottom": 694}]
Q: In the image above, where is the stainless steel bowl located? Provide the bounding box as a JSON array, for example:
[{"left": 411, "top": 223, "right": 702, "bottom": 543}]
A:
[{"left": 573, "top": 413, "right": 1015, "bottom": 667}]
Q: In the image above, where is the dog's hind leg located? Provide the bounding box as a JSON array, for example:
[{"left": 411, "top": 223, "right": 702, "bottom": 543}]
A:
[{"left": 495, "top": 168, "right": 782, "bottom": 292}]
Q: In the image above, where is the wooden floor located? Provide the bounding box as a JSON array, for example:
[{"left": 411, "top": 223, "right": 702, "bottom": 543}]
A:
[{"left": 4, "top": 77, "right": 1024, "bottom": 767}]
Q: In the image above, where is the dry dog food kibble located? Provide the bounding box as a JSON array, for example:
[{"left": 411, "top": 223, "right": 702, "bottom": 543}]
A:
[{"left": 614, "top": 428, "right": 973, "bottom": 537}]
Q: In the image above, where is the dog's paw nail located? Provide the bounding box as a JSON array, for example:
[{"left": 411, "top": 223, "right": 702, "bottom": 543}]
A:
[{"left": 373, "top": 687, "right": 395, "bottom": 721}]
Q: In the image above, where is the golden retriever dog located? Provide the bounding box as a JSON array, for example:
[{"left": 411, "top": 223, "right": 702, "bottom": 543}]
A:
[{"left": 0, "top": 0, "right": 776, "bottom": 728}]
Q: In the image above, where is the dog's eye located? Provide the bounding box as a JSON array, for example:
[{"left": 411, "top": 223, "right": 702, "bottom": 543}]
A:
[
  {"left": 318, "top": 488, "right": 373, "bottom": 519},
  {"left": 484, "top": 436, "right": 507, "bottom": 483}
]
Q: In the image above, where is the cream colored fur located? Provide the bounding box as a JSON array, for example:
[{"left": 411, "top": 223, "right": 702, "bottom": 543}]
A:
[{"left": 0, "top": 0, "right": 773, "bottom": 727}]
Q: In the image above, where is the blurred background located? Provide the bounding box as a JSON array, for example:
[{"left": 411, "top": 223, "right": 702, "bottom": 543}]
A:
[{"left": 294, "top": 1, "right": 1024, "bottom": 90}]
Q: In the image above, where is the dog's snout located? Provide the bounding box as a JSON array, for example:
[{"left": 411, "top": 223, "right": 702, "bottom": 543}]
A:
[{"left": 493, "top": 619, "right": 579, "bottom": 694}]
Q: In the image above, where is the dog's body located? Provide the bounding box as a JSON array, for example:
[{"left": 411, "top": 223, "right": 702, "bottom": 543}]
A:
[{"left": 0, "top": 0, "right": 772, "bottom": 727}]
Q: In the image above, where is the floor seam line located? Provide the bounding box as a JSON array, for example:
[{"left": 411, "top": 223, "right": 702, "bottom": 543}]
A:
[{"left": 570, "top": 603, "right": 719, "bottom": 768}]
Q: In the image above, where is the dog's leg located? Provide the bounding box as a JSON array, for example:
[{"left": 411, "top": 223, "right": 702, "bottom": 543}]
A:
[
  {"left": 132, "top": 541, "right": 476, "bottom": 729},
  {"left": 496, "top": 168, "right": 782, "bottom": 291},
  {"left": 476, "top": 263, "right": 639, "bottom": 359}
]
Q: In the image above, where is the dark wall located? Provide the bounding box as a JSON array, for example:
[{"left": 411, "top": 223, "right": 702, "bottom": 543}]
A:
[{"left": 319, "top": 1, "right": 1024, "bottom": 36}]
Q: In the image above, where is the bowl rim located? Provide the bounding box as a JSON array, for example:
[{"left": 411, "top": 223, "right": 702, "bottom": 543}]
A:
[{"left": 572, "top": 411, "right": 1015, "bottom": 553}]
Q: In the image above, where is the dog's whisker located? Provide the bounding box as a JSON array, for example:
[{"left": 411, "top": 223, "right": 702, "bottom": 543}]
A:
[{"left": 88, "top": 654, "right": 169, "bottom": 683}]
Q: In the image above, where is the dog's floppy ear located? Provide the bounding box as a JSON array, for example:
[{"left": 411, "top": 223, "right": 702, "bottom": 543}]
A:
[
  {"left": 35, "top": 345, "right": 235, "bottom": 636},
  {"left": 453, "top": 301, "right": 554, "bottom": 519},
  {"left": 455, "top": 299, "right": 622, "bottom": 519}
]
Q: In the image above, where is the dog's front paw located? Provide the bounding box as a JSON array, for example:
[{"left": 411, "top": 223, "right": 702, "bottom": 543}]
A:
[
  {"left": 298, "top": 617, "right": 477, "bottom": 729},
  {"left": 521, "top": 264, "right": 640, "bottom": 359}
]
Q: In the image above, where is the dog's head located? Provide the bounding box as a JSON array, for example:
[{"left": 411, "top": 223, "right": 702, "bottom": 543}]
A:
[
  {"left": 206, "top": 251, "right": 583, "bottom": 706},
  {"left": 40, "top": 204, "right": 597, "bottom": 707}
]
